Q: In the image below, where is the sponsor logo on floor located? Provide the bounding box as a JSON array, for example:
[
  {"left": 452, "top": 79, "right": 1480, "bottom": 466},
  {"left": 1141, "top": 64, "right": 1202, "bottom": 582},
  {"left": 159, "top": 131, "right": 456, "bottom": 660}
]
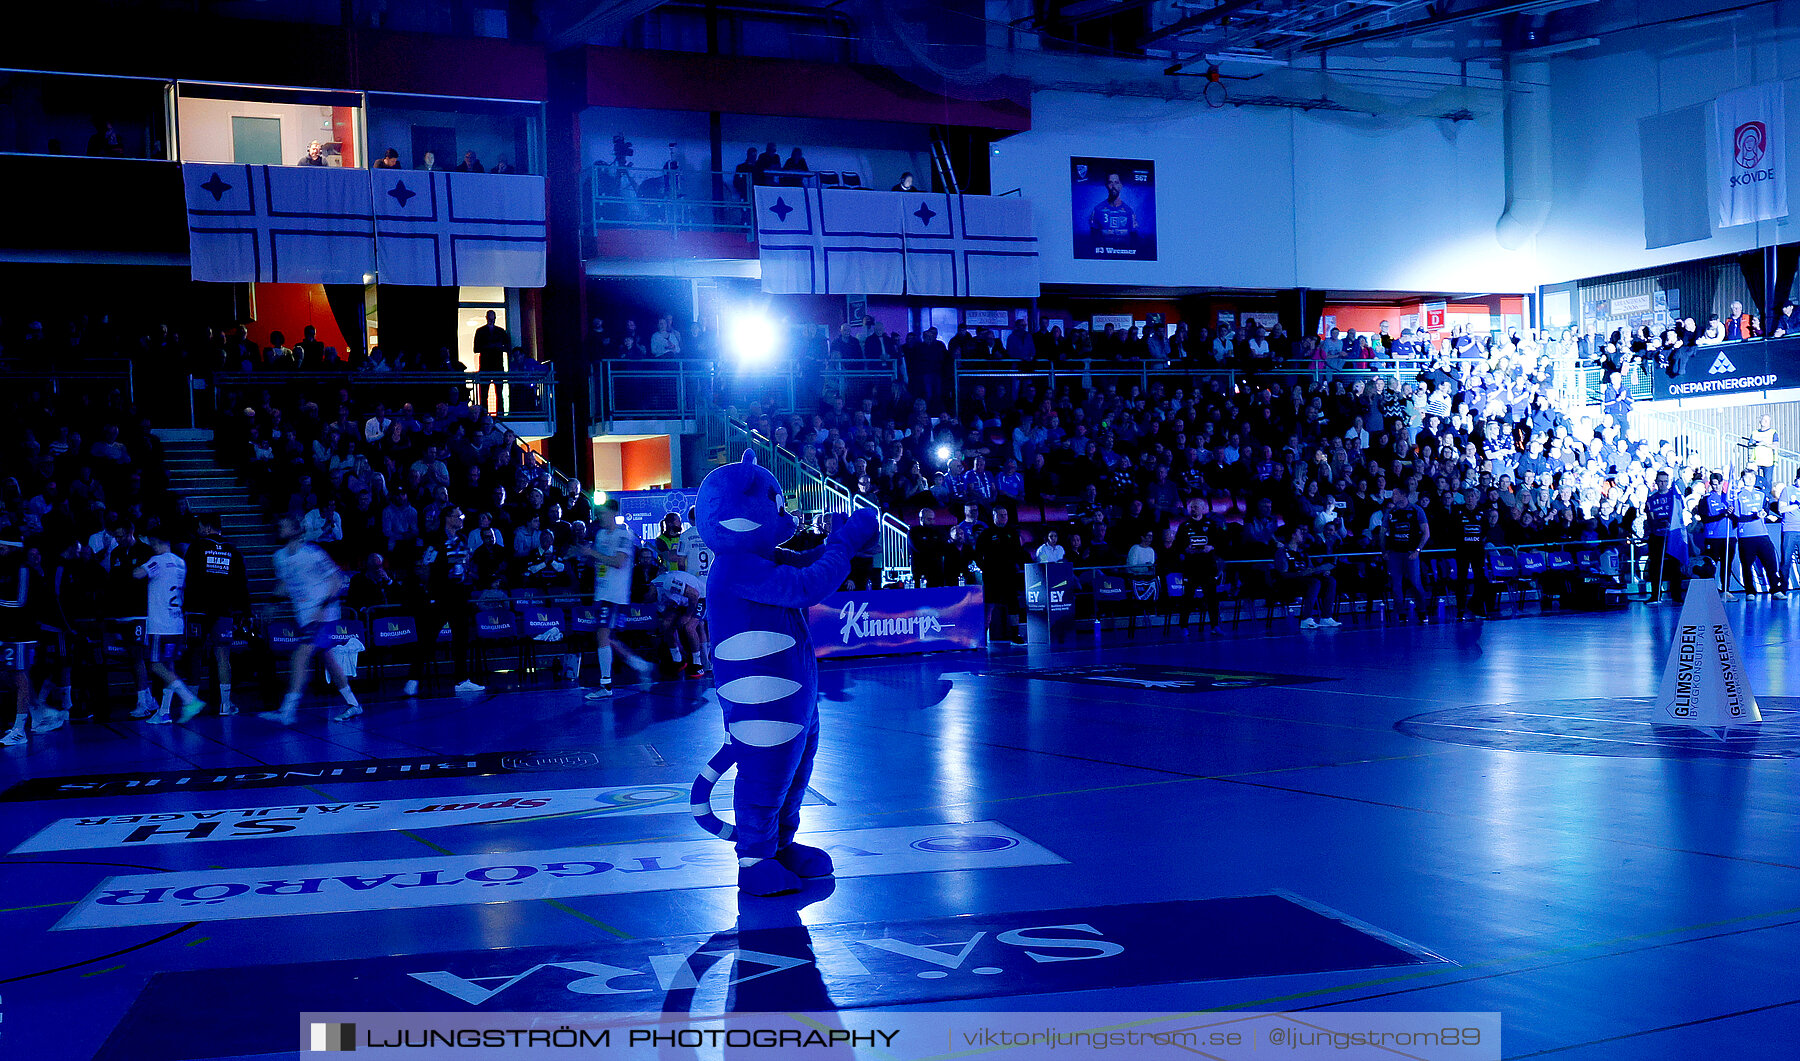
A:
[
  {"left": 96, "top": 896, "right": 1442, "bottom": 1061},
  {"left": 55, "top": 821, "right": 1061, "bottom": 930},
  {"left": 10, "top": 783, "right": 828, "bottom": 854},
  {"left": 0, "top": 750, "right": 606, "bottom": 802},
  {"left": 1018, "top": 664, "right": 1330, "bottom": 693}
]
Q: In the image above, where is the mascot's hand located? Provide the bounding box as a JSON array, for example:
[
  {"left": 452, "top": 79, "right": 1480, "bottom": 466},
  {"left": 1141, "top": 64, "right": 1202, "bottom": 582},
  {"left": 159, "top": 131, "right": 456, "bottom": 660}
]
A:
[{"left": 839, "top": 507, "right": 880, "bottom": 551}]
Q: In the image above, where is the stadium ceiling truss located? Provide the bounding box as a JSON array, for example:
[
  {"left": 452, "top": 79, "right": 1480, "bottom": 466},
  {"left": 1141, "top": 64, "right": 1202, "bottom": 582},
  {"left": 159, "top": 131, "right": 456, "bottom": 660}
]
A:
[{"left": 1021, "top": 0, "right": 1623, "bottom": 64}]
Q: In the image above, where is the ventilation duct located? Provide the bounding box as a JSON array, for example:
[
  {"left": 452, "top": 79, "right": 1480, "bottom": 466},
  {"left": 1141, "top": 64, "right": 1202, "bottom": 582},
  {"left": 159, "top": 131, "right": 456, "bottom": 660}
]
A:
[{"left": 1496, "top": 59, "right": 1551, "bottom": 250}]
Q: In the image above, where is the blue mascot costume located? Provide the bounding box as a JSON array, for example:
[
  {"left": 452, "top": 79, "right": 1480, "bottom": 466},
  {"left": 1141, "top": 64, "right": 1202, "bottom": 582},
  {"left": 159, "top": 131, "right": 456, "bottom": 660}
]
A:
[{"left": 690, "top": 451, "right": 878, "bottom": 895}]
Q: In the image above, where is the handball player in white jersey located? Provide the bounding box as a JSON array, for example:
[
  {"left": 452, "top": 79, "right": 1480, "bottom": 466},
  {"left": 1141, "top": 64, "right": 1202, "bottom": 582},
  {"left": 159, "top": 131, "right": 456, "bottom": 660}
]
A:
[
  {"left": 575, "top": 503, "right": 652, "bottom": 699},
  {"left": 129, "top": 528, "right": 205, "bottom": 724},
  {"left": 264, "top": 516, "right": 361, "bottom": 724}
]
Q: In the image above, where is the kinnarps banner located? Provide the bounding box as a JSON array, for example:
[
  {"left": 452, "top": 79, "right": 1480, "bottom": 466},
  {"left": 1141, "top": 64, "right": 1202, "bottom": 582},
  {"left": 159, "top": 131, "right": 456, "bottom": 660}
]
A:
[{"left": 809, "top": 586, "right": 985, "bottom": 659}]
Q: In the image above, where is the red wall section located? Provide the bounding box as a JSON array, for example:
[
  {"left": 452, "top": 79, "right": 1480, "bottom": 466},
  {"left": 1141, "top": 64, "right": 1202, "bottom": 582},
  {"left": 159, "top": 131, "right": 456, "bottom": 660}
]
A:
[
  {"left": 621, "top": 437, "right": 673, "bottom": 490},
  {"left": 248, "top": 283, "right": 351, "bottom": 353},
  {"left": 1322, "top": 295, "right": 1526, "bottom": 337}
]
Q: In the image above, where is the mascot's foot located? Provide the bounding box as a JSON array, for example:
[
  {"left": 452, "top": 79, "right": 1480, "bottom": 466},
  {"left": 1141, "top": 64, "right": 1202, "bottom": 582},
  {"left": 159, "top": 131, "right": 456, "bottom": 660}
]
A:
[
  {"left": 738, "top": 858, "right": 804, "bottom": 896},
  {"left": 775, "top": 843, "right": 835, "bottom": 879}
]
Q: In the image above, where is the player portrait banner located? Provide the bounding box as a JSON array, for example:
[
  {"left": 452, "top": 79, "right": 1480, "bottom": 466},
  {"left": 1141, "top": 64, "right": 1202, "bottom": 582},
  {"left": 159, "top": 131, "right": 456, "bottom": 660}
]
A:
[
  {"left": 373, "top": 170, "right": 547, "bottom": 288},
  {"left": 1714, "top": 82, "right": 1787, "bottom": 228},
  {"left": 183, "top": 163, "right": 374, "bottom": 284},
  {"left": 1070, "top": 156, "right": 1156, "bottom": 261},
  {"left": 809, "top": 586, "right": 985, "bottom": 659}
]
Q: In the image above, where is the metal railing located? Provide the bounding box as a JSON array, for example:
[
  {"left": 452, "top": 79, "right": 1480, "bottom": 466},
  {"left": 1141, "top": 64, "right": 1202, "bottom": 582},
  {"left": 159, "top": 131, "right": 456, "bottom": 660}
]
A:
[
  {"left": 595, "top": 358, "right": 899, "bottom": 425},
  {"left": 959, "top": 538, "right": 1645, "bottom": 621},
  {"left": 585, "top": 165, "right": 876, "bottom": 236},
  {"left": 952, "top": 354, "right": 1430, "bottom": 399},
  {"left": 1629, "top": 407, "right": 1800, "bottom": 485},
  {"left": 724, "top": 418, "right": 911, "bottom": 576},
  {"left": 0, "top": 359, "right": 135, "bottom": 403},
  {"left": 209, "top": 370, "right": 555, "bottom": 434},
  {"left": 208, "top": 369, "right": 578, "bottom": 502}
]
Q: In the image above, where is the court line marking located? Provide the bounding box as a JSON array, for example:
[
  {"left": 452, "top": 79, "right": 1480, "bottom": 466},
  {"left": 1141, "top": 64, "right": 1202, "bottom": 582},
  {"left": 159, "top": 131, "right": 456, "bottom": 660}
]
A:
[
  {"left": 1198, "top": 903, "right": 1800, "bottom": 1013},
  {"left": 1504, "top": 996, "right": 1800, "bottom": 1058},
  {"left": 0, "top": 923, "right": 199, "bottom": 985},
  {"left": 0, "top": 900, "right": 79, "bottom": 914},
  {"left": 79, "top": 965, "right": 123, "bottom": 978},
  {"left": 538, "top": 898, "right": 633, "bottom": 939},
  {"left": 1209, "top": 774, "right": 1800, "bottom": 871}
]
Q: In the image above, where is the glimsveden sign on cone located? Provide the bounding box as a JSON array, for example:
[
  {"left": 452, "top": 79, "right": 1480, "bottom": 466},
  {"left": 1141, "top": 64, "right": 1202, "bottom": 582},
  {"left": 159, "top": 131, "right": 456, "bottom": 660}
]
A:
[{"left": 1654, "top": 582, "right": 1760, "bottom": 728}]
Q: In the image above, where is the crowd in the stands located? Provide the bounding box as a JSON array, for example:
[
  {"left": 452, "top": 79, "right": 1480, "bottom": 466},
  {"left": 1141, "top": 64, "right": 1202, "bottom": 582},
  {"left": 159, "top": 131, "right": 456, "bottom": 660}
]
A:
[{"left": 735, "top": 320, "right": 1772, "bottom": 631}]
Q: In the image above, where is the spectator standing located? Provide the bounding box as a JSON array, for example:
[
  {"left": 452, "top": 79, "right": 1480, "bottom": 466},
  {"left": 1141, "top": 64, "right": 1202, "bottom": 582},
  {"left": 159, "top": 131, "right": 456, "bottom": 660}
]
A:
[
  {"left": 87, "top": 118, "right": 125, "bottom": 158},
  {"left": 976, "top": 508, "right": 1026, "bottom": 644},
  {"left": 1771, "top": 301, "right": 1799, "bottom": 337},
  {"left": 1602, "top": 371, "right": 1633, "bottom": 434},
  {"left": 1750, "top": 415, "right": 1779, "bottom": 493},
  {"left": 909, "top": 509, "right": 948, "bottom": 587},
  {"left": 733, "top": 147, "right": 758, "bottom": 203},
  {"left": 781, "top": 147, "right": 810, "bottom": 185},
  {"left": 297, "top": 324, "right": 326, "bottom": 368},
  {"left": 650, "top": 316, "right": 682, "bottom": 358},
  {"left": 754, "top": 143, "right": 781, "bottom": 185},
  {"left": 1005, "top": 319, "right": 1035, "bottom": 361},
  {"left": 473, "top": 310, "right": 510, "bottom": 411},
  {"left": 1034, "top": 530, "right": 1066, "bottom": 563}
]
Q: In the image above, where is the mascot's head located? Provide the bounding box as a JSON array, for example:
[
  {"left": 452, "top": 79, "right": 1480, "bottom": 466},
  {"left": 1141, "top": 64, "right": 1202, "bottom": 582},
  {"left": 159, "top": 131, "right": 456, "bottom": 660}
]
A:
[{"left": 697, "top": 450, "right": 797, "bottom": 555}]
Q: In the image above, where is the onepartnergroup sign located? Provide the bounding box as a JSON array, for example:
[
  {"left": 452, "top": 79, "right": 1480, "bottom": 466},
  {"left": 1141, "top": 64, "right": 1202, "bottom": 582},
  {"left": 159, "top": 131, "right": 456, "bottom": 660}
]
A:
[
  {"left": 1652, "top": 336, "right": 1800, "bottom": 400},
  {"left": 294, "top": 1011, "right": 1499, "bottom": 1059}
]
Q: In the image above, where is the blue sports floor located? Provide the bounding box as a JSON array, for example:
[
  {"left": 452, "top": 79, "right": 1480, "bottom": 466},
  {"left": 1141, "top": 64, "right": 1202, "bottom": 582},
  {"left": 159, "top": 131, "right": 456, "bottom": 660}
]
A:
[{"left": 2, "top": 603, "right": 1797, "bottom": 1059}]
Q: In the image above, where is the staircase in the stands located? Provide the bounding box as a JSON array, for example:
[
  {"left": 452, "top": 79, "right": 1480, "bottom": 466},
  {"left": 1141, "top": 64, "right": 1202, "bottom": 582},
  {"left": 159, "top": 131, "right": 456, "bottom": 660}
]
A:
[
  {"left": 725, "top": 419, "right": 912, "bottom": 581},
  {"left": 157, "top": 432, "right": 280, "bottom": 605}
]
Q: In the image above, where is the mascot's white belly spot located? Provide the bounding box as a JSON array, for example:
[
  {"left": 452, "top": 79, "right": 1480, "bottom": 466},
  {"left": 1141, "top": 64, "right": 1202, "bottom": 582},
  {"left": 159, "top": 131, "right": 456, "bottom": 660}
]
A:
[
  {"left": 727, "top": 718, "right": 806, "bottom": 746},
  {"left": 713, "top": 630, "right": 797, "bottom": 661},
  {"left": 718, "top": 674, "right": 803, "bottom": 706}
]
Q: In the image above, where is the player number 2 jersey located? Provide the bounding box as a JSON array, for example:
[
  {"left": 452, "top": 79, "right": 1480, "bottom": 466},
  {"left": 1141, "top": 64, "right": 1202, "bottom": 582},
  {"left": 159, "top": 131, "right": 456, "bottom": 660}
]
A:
[{"left": 142, "top": 554, "right": 186, "bottom": 636}]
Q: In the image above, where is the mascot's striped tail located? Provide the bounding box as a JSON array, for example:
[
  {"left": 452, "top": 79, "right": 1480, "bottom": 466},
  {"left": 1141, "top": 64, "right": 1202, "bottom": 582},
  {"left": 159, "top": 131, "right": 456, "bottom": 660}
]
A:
[{"left": 690, "top": 742, "right": 737, "bottom": 841}]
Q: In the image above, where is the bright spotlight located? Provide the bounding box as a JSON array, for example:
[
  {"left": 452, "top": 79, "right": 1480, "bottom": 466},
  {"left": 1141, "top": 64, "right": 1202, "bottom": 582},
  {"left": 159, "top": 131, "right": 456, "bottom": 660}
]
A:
[
  {"left": 726, "top": 312, "right": 779, "bottom": 365},
  {"left": 935, "top": 444, "right": 952, "bottom": 463}
]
